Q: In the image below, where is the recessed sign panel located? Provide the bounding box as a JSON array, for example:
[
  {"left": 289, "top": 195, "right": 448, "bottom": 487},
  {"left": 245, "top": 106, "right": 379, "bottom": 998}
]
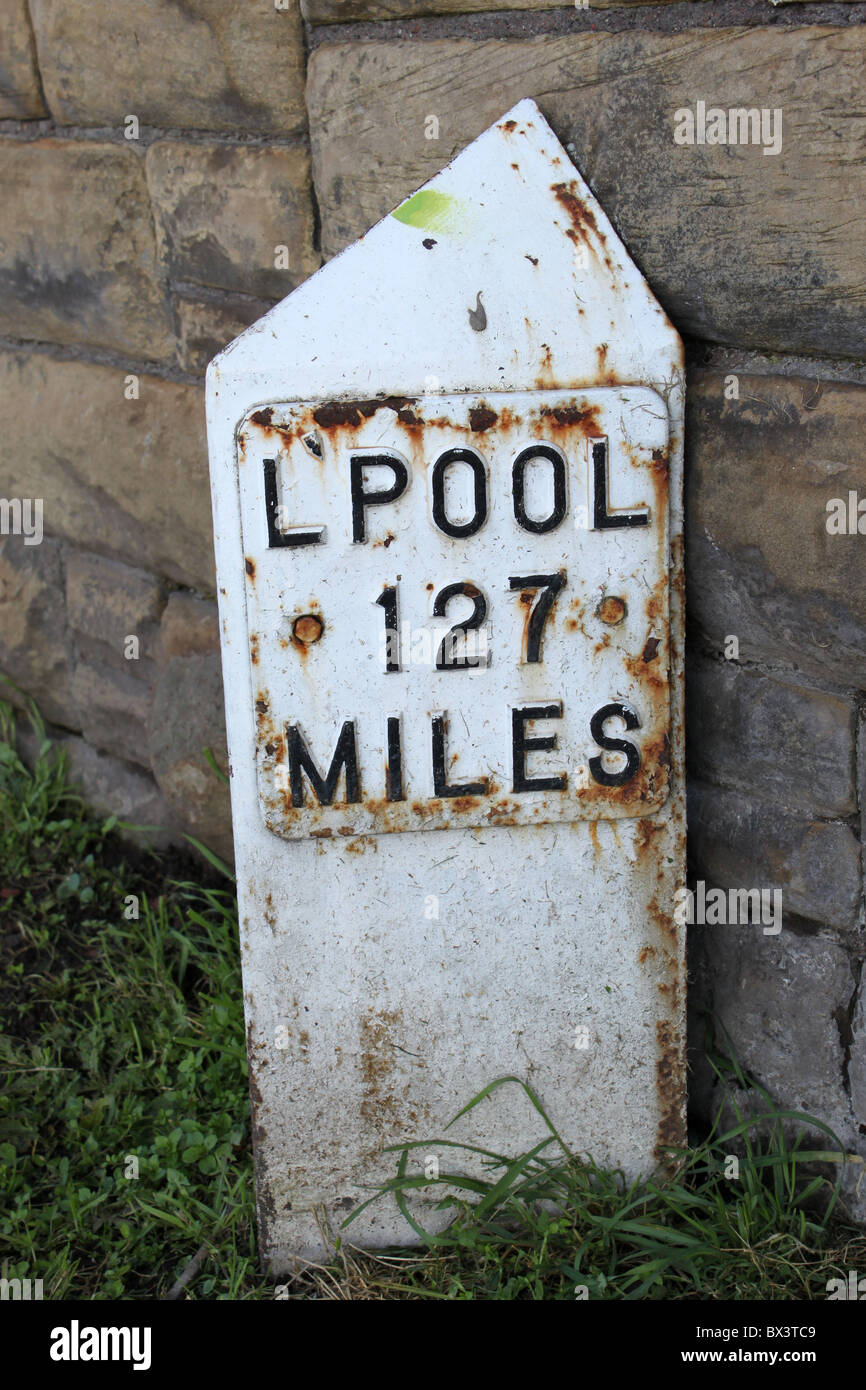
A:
[{"left": 238, "top": 387, "right": 670, "bottom": 840}]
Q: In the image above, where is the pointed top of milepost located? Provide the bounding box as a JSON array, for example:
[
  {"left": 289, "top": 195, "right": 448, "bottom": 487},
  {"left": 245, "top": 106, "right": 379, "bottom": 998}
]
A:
[{"left": 208, "top": 98, "right": 681, "bottom": 402}]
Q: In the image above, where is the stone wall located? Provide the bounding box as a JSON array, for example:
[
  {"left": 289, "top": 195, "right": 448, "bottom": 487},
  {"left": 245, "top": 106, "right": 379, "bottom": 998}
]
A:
[{"left": 1, "top": 1, "right": 865, "bottom": 1207}]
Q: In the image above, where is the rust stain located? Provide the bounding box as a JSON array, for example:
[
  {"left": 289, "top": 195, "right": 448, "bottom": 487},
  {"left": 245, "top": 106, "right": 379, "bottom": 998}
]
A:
[
  {"left": 598, "top": 595, "right": 626, "bottom": 625},
  {"left": 551, "top": 181, "right": 599, "bottom": 242},
  {"left": 359, "top": 1008, "right": 406, "bottom": 1134},
  {"left": 345, "top": 835, "right": 376, "bottom": 855},
  {"left": 293, "top": 614, "right": 324, "bottom": 644},
  {"left": 635, "top": 819, "right": 666, "bottom": 863},
  {"left": 245, "top": 557, "right": 255, "bottom": 579},
  {"left": 469, "top": 403, "right": 498, "bottom": 432},
  {"left": 642, "top": 636, "right": 660, "bottom": 663},
  {"left": 647, "top": 894, "right": 676, "bottom": 947},
  {"left": 246, "top": 1021, "right": 274, "bottom": 1244},
  {"left": 539, "top": 400, "right": 603, "bottom": 435},
  {"left": 623, "top": 649, "right": 667, "bottom": 698},
  {"left": 312, "top": 397, "right": 417, "bottom": 429},
  {"left": 654, "top": 1019, "right": 685, "bottom": 1157}
]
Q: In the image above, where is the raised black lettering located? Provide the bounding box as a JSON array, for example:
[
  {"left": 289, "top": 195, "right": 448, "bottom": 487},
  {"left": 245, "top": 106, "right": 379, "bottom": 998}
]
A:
[
  {"left": 512, "top": 444, "right": 567, "bottom": 533},
  {"left": 386, "top": 716, "right": 404, "bottom": 802},
  {"left": 431, "top": 714, "right": 488, "bottom": 797},
  {"left": 287, "top": 720, "right": 361, "bottom": 806},
  {"left": 433, "top": 581, "right": 488, "bottom": 669},
  {"left": 591, "top": 438, "right": 649, "bottom": 530},
  {"left": 431, "top": 448, "right": 488, "bottom": 538},
  {"left": 350, "top": 452, "right": 409, "bottom": 543},
  {"left": 263, "top": 458, "right": 324, "bottom": 548},
  {"left": 589, "top": 702, "right": 641, "bottom": 787},
  {"left": 508, "top": 572, "right": 565, "bottom": 663},
  {"left": 512, "top": 704, "right": 567, "bottom": 793},
  {"left": 375, "top": 584, "right": 401, "bottom": 672}
]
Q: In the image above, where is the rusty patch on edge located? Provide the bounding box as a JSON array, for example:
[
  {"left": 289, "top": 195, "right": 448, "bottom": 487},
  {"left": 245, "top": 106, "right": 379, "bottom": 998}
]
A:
[
  {"left": 312, "top": 397, "right": 417, "bottom": 429},
  {"left": 654, "top": 1019, "right": 685, "bottom": 1158}
]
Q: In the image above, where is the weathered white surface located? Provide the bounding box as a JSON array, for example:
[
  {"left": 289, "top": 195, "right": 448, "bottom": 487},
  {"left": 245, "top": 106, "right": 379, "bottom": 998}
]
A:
[{"left": 206, "top": 98, "right": 685, "bottom": 1267}]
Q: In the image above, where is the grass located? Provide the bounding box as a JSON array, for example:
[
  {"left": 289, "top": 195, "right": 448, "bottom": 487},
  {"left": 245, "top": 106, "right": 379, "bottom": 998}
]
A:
[{"left": 1, "top": 699, "right": 864, "bottom": 1300}]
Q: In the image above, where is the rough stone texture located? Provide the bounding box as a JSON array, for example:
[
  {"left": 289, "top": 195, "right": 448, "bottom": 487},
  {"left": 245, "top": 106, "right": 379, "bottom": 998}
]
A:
[
  {"left": 65, "top": 552, "right": 165, "bottom": 767},
  {"left": 66, "top": 550, "right": 166, "bottom": 657},
  {"left": 16, "top": 722, "right": 184, "bottom": 852},
  {"left": 691, "top": 924, "right": 859, "bottom": 1145},
  {"left": 29, "top": 0, "right": 306, "bottom": 135},
  {"left": 0, "top": 141, "right": 173, "bottom": 360},
  {"left": 850, "top": 974, "right": 866, "bottom": 1129},
  {"left": 307, "top": 26, "right": 865, "bottom": 356},
  {"left": 0, "top": 352, "right": 215, "bottom": 592},
  {"left": 686, "top": 371, "right": 866, "bottom": 689},
  {"left": 148, "top": 651, "right": 233, "bottom": 864},
  {"left": 70, "top": 661, "right": 155, "bottom": 768},
  {"left": 303, "top": 0, "right": 697, "bottom": 16},
  {"left": 687, "top": 657, "right": 857, "bottom": 819},
  {"left": 0, "top": 0, "right": 47, "bottom": 117},
  {"left": 159, "top": 592, "right": 221, "bottom": 663},
  {"left": 688, "top": 781, "right": 861, "bottom": 934},
  {"left": 147, "top": 142, "right": 319, "bottom": 301},
  {"left": 174, "top": 295, "right": 275, "bottom": 374},
  {"left": 149, "top": 594, "right": 232, "bottom": 858},
  {"left": 0, "top": 533, "right": 76, "bottom": 727}
]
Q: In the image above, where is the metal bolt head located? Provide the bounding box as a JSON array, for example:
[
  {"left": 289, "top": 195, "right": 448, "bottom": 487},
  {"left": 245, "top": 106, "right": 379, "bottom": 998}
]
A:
[
  {"left": 293, "top": 614, "right": 324, "bottom": 644},
  {"left": 598, "top": 596, "right": 626, "bottom": 625}
]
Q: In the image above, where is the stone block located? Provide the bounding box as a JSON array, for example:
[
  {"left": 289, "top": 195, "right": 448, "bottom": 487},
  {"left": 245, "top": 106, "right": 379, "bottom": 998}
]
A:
[
  {"left": 686, "top": 372, "right": 866, "bottom": 688},
  {"left": 0, "top": 533, "right": 76, "bottom": 727},
  {"left": 16, "top": 721, "right": 184, "bottom": 851},
  {"left": 70, "top": 660, "right": 154, "bottom": 768},
  {"left": 174, "top": 295, "right": 275, "bottom": 374},
  {"left": 0, "top": 352, "right": 215, "bottom": 592},
  {"left": 29, "top": 0, "right": 306, "bottom": 134},
  {"left": 686, "top": 657, "right": 856, "bottom": 819},
  {"left": 694, "top": 922, "right": 857, "bottom": 1144},
  {"left": 0, "top": 0, "right": 46, "bottom": 118},
  {"left": 66, "top": 550, "right": 166, "bottom": 657},
  {"left": 148, "top": 141, "right": 319, "bottom": 300},
  {"left": 159, "top": 592, "right": 220, "bottom": 663},
  {"left": 0, "top": 140, "right": 173, "bottom": 359},
  {"left": 148, "top": 650, "right": 233, "bottom": 863},
  {"left": 688, "top": 780, "right": 860, "bottom": 934}
]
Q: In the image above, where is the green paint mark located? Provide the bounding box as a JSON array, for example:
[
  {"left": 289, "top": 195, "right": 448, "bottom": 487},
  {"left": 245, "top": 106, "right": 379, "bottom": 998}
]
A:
[{"left": 391, "top": 189, "right": 469, "bottom": 236}]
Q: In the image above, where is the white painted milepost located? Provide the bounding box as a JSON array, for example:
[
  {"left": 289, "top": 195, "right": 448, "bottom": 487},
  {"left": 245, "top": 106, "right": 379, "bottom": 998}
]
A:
[{"left": 206, "top": 99, "right": 686, "bottom": 1268}]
